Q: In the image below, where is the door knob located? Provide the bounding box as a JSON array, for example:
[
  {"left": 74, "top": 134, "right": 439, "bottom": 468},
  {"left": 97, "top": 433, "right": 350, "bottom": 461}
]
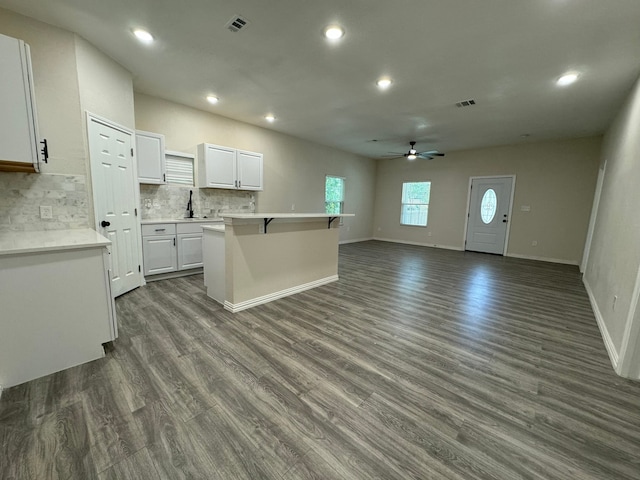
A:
[{"left": 101, "top": 220, "right": 111, "bottom": 227}]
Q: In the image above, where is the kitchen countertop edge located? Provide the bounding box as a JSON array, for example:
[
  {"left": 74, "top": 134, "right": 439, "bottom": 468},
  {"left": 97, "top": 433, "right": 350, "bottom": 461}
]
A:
[{"left": 0, "top": 228, "right": 111, "bottom": 256}]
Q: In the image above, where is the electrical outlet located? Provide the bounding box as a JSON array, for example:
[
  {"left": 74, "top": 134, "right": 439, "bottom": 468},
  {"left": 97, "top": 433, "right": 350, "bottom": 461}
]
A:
[
  {"left": 427, "top": 232, "right": 432, "bottom": 237},
  {"left": 258, "top": 223, "right": 265, "bottom": 234},
  {"left": 40, "top": 205, "right": 53, "bottom": 219},
  {"left": 531, "top": 240, "right": 538, "bottom": 246},
  {"left": 291, "top": 203, "right": 295, "bottom": 211}
]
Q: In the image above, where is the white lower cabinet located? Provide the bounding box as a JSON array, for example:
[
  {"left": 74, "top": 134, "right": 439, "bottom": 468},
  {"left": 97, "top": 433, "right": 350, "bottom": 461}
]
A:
[
  {"left": 142, "top": 221, "right": 218, "bottom": 278},
  {"left": 142, "top": 234, "right": 177, "bottom": 275},
  {"left": 177, "top": 233, "right": 204, "bottom": 270}
]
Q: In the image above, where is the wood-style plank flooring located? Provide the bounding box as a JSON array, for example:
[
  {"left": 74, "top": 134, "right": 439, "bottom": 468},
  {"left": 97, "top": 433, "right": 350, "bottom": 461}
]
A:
[{"left": 1, "top": 240, "right": 639, "bottom": 479}]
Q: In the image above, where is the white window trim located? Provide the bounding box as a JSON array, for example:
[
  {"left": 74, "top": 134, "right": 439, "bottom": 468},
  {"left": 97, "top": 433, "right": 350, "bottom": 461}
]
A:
[
  {"left": 400, "top": 181, "right": 431, "bottom": 227},
  {"left": 325, "top": 174, "right": 345, "bottom": 224}
]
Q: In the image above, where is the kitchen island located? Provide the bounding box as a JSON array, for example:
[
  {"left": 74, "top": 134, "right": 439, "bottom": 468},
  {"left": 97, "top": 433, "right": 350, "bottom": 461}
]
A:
[{"left": 203, "top": 213, "right": 354, "bottom": 312}]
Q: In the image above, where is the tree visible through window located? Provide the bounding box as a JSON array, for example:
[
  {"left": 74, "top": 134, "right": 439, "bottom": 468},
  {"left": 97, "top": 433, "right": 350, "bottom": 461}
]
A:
[
  {"left": 325, "top": 175, "right": 345, "bottom": 214},
  {"left": 401, "top": 181, "right": 431, "bottom": 226}
]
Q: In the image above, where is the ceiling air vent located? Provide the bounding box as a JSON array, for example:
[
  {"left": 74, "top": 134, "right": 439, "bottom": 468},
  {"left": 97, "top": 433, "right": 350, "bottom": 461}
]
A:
[
  {"left": 455, "top": 99, "right": 476, "bottom": 108},
  {"left": 226, "top": 15, "right": 249, "bottom": 33}
]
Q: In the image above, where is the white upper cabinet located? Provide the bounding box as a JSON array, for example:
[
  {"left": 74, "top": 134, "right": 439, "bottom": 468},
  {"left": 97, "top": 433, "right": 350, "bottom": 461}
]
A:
[
  {"left": 197, "top": 143, "right": 263, "bottom": 191},
  {"left": 136, "top": 130, "right": 166, "bottom": 184},
  {"left": 198, "top": 143, "right": 236, "bottom": 189},
  {"left": 237, "top": 149, "right": 263, "bottom": 191},
  {"left": 0, "top": 33, "right": 40, "bottom": 173}
]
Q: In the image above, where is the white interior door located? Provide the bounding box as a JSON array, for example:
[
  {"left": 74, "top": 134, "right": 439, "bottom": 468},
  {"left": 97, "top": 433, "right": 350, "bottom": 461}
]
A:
[
  {"left": 88, "top": 116, "right": 142, "bottom": 297},
  {"left": 465, "top": 176, "right": 514, "bottom": 255}
]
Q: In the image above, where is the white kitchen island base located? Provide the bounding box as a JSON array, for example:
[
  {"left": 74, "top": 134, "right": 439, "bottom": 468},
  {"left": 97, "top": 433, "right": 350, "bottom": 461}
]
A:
[{"left": 203, "top": 213, "right": 353, "bottom": 313}]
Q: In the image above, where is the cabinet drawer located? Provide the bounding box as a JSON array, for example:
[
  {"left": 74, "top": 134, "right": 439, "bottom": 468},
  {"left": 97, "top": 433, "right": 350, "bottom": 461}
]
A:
[
  {"left": 142, "top": 223, "right": 176, "bottom": 236},
  {"left": 177, "top": 223, "right": 205, "bottom": 234}
]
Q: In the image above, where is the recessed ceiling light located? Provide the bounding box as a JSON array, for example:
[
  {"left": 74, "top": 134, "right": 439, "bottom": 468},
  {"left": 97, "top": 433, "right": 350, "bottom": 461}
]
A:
[
  {"left": 377, "top": 77, "right": 392, "bottom": 90},
  {"left": 557, "top": 72, "right": 580, "bottom": 86},
  {"left": 206, "top": 95, "right": 219, "bottom": 104},
  {"left": 133, "top": 29, "right": 154, "bottom": 44},
  {"left": 265, "top": 114, "right": 276, "bottom": 122},
  {"left": 324, "top": 25, "right": 344, "bottom": 40}
]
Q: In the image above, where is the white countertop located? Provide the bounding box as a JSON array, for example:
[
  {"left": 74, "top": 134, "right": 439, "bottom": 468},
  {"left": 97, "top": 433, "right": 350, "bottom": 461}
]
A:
[
  {"left": 0, "top": 228, "right": 111, "bottom": 256},
  {"left": 221, "top": 213, "right": 355, "bottom": 219},
  {"left": 141, "top": 218, "right": 224, "bottom": 225},
  {"left": 202, "top": 225, "right": 225, "bottom": 233}
]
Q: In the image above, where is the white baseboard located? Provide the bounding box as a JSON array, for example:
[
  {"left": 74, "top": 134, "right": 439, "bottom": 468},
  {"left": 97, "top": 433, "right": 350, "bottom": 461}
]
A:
[
  {"left": 145, "top": 268, "right": 203, "bottom": 283},
  {"left": 583, "top": 277, "right": 619, "bottom": 371},
  {"left": 339, "top": 237, "right": 374, "bottom": 245},
  {"left": 506, "top": 253, "right": 579, "bottom": 266},
  {"left": 373, "top": 237, "right": 464, "bottom": 251},
  {"left": 224, "top": 275, "right": 339, "bottom": 313}
]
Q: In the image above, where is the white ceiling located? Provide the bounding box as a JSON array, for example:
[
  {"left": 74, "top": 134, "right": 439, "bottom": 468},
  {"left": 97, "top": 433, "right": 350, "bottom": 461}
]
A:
[{"left": 2, "top": 0, "right": 640, "bottom": 158}]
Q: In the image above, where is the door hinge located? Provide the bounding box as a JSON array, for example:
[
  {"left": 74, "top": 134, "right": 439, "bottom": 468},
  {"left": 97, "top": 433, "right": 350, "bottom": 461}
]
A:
[
  {"left": 131, "top": 148, "right": 134, "bottom": 156},
  {"left": 138, "top": 265, "right": 141, "bottom": 272},
  {"left": 135, "top": 208, "right": 138, "bottom": 217}
]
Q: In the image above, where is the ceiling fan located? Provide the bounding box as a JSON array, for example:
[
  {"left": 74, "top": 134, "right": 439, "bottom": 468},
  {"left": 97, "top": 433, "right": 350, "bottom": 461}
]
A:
[{"left": 385, "top": 141, "right": 445, "bottom": 160}]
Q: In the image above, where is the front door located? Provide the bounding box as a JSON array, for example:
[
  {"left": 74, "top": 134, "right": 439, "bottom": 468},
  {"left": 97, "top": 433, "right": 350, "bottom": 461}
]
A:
[
  {"left": 465, "top": 176, "right": 514, "bottom": 255},
  {"left": 88, "top": 115, "right": 142, "bottom": 296}
]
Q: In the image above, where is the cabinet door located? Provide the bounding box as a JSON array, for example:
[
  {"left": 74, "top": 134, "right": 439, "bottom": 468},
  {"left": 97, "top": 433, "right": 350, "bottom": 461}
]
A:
[
  {"left": 0, "top": 33, "right": 39, "bottom": 172},
  {"left": 142, "top": 235, "right": 177, "bottom": 275},
  {"left": 237, "top": 150, "right": 263, "bottom": 190},
  {"left": 177, "top": 233, "right": 203, "bottom": 270},
  {"left": 199, "top": 144, "right": 236, "bottom": 189},
  {"left": 136, "top": 130, "right": 166, "bottom": 184}
]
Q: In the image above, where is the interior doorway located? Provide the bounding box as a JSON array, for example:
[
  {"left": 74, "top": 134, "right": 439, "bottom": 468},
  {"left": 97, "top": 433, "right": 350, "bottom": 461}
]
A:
[
  {"left": 87, "top": 113, "right": 142, "bottom": 297},
  {"left": 464, "top": 176, "right": 515, "bottom": 255}
]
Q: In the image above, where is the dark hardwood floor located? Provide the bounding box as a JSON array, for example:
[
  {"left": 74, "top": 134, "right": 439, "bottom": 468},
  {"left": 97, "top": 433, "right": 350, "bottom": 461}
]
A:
[{"left": 1, "top": 240, "right": 639, "bottom": 479}]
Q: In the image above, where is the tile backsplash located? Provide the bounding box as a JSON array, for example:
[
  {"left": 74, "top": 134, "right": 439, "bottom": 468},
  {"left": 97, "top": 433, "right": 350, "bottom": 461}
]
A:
[
  {"left": 0, "top": 172, "right": 90, "bottom": 232},
  {"left": 0, "top": 173, "right": 255, "bottom": 232},
  {"left": 140, "top": 184, "right": 255, "bottom": 220}
]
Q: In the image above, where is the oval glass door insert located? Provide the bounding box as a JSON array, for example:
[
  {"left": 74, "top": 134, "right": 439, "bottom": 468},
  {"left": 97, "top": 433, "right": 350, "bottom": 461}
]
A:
[{"left": 480, "top": 188, "right": 497, "bottom": 224}]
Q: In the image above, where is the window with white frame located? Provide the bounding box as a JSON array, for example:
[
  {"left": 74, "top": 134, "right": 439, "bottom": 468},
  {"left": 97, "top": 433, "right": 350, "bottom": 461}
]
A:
[
  {"left": 325, "top": 175, "right": 345, "bottom": 215},
  {"left": 401, "top": 181, "right": 431, "bottom": 226},
  {"left": 165, "top": 151, "right": 194, "bottom": 186}
]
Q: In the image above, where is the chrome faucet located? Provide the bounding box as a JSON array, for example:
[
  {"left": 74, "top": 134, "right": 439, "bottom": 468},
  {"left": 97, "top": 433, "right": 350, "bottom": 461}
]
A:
[{"left": 186, "top": 190, "right": 194, "bottom": 218}]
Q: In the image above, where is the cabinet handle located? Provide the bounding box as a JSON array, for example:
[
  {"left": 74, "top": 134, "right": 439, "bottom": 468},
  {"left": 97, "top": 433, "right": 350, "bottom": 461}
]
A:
[
  {"left": 173, "top": 238, "right": 176, "bottom": 246},
  {"left": 155, "top": 228, "right": 166, "bottom": 232},
  {"left": 238, "top": 180, "right": 241, "bottom": 188}
]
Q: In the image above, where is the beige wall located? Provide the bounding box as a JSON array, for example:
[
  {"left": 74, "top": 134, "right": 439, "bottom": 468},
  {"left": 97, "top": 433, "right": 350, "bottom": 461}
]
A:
[
  {"left": 75, "top": 36, "right": 135, "bottom": 131},
  {"left": 134, "top": 93, "right": 376, "bottom": 243},
  {"left": 584, "top": 74, "right": 640, "bottom": 376},
  {"left": 0, "top": 8, "right": 85, "bottom": 174},
  {"left": 374, "top": 137, "right": 601, "bottom": 264}
]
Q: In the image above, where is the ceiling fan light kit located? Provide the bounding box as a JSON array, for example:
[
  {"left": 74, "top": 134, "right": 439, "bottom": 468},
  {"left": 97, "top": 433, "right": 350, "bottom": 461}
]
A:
[{"left": 385, "top": 141, "right": 445, "bottom": 161}]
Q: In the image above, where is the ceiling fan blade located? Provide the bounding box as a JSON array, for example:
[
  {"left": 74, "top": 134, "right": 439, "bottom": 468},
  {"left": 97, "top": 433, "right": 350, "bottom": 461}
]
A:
[
  {"left": 418, "top": 155, "right": 434, "bottom": 160},
  {"left": 419, "top": 150, "right": 445, "bottom": 156}
]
